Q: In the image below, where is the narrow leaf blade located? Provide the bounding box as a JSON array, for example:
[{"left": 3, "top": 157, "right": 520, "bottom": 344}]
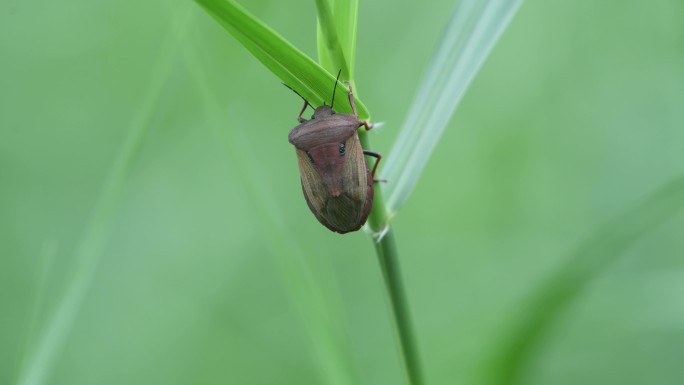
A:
[
  {"left": 333, "top": 0, "right": 359, "bottom": 78},
  {"left": 314, "top": 0, "right": 350, "bottom": 79},
  {"left": 316, "top": 0, "right": 358, "bottom": 79},
  {"left": 195, "top": 0, "right": 368, "bottom": 117},
  {"left": 381, "top": 0, "right": 522, "bottom": 215}
]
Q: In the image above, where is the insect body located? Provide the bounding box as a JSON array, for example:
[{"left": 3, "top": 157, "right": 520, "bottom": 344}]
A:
[{"left": 288, "top": 81, "right": 380, "bottom": 234}]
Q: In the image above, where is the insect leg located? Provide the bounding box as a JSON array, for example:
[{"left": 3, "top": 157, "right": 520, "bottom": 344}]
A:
[
  {"left": 296, "top": 100, "right": 309, "bottom": 123},
  {"left": 282, "top": 82, "right": 312, "bottom": 122},
  {"left": 345, "top": 81, "right": 373, "bottom": 131},
  {"left": 363, "top": 150, "right": 384, "bottom": 181},
  {"left": 344, "top": 81, "right": 359, "bottom": 117}
]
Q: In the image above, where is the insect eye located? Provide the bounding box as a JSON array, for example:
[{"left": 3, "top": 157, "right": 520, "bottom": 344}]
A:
[
  {"left": 306, "top": 151, "right": 314, "bottom": 163},
  {"left": 339, "top": 143, "right": 346, "bottom": 155}
]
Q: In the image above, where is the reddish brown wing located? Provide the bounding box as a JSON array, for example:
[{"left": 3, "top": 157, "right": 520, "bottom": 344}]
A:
[{"left": 295, "top": 132, "right": 373, "bottom": 233}]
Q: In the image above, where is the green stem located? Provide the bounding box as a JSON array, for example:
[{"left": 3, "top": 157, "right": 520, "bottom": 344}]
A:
[
  {"left": 373, "top": 229, "right": 424, "bottom": 385},
  {"left": 361, "top": 132, "right": 424, "bottom": 385}
]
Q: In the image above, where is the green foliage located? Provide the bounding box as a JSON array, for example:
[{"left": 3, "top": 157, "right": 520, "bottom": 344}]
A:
[
  {"left": 2, "top": 1, "right": 684, "bottom": 385},
  {"left": 381, "top": 0, "right": 522, "bottom": 215},
  {"left": 316, "top": 0, "right": 358, "bottom": 80},
  {"left": 313, "top": 0, "right": 353, "bottom": 80},
  {"left": 195, "top": 0, "right": 368, "bottom": 117}
]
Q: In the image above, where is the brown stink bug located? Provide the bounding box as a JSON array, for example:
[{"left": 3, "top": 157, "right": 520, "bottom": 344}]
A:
[{"left": 287, "top": 75, "right": 381, "bottom": 234}]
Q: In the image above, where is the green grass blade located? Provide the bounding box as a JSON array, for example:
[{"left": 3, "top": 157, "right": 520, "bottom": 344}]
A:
[
  {"left": 333, "top": 0, "right": 358, "bottom": 78},
  {"left": 316, "top": 23, "right": 334, "bottom": 74},
  {"left": 315, "top": 0, "right": 358, "bottom": 79},
  {"left": 381, "top": 0, "right": 522, "bottom": 216},
  {"left": 195, "top": 0, "right": 368, "bottom": 117},
  {"left": 486, "top": 175, "right": 684, "bottom": 385},
  {"left": 314, "top": 0, "right": 350, "bottom": 80}
]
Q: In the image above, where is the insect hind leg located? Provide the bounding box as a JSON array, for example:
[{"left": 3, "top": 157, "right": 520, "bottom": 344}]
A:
[{"left": 363, "top": 150, "right": 385, "bottom": 182}]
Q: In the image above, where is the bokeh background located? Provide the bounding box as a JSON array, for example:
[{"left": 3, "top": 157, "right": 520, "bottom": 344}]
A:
[{"left": 2, "top": 0, "right": 683, "bottom": 384}]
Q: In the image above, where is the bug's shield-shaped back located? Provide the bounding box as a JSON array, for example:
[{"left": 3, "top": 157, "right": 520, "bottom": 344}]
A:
[{"left": 295, "top": 133, "right": 373, "bottom": 233}]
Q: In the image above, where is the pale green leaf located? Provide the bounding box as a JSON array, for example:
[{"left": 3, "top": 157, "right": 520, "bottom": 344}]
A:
[{"left": 381, "top": 0, "right": 523, "bottom": 216}]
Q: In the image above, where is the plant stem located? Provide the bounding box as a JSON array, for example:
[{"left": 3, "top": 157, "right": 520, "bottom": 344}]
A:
[
  {"left": 360, "top": 132, "right": 424, "bottom": 385},
  {"left": 373, "top": 228, "right": 424, "bottom": 385}
]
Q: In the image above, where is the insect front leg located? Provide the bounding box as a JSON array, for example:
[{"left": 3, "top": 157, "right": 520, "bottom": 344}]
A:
[
  {"left": 296, "top": 100, "right": 309, "bottom": 123},
  {"left": 345, "top": 81, "right": 373, "bottom": 131},
  {"left": 363, "top": 150, "right": 385, "bottom": 182},
  {"left": 345, "top": 81, "right": 358, "bottom": 117}
]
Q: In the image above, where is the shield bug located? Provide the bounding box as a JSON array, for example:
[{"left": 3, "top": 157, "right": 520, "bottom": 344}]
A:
[{"left": 287, "top": 74, "right": 381, "bottom": 234}]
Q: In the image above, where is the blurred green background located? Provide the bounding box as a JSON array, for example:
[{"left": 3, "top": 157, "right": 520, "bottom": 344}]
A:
[{"left": 2, "top": 0, "right": 683, "bottom": 384}]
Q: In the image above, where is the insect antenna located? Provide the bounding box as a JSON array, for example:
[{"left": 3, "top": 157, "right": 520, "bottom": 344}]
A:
[
  {"left": 330, "top": 69, "right": 342, "bottom": 109},
  {"left": 282, "top": 83, "right": 314, "bottom": 111}
]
